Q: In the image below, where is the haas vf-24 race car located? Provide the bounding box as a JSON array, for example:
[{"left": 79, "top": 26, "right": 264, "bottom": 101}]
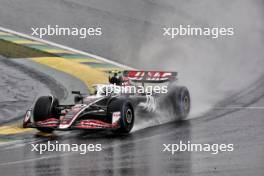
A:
[{"left": 23, "top": 70, "right": 191, "bottom": 134}]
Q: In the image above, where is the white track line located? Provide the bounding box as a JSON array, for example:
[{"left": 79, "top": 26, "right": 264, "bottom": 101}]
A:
[
  {"left": 214, "top": 107, "right": 264, "bottom": 110},
  {"left": 0, "top": 26, "right": 134, "bottom": 69}
]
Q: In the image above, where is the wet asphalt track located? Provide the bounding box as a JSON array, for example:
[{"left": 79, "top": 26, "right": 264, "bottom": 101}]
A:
[
  {"left": 0, "top": 77, "right": 263, "bottom": 175},
  {"left": 0, "top": 0, "right": 264, "bottom": 175}
]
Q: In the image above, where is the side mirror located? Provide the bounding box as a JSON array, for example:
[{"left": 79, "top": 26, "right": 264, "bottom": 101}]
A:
[{"left": 72, "top": 91, "right": 81, "bottom": 95}]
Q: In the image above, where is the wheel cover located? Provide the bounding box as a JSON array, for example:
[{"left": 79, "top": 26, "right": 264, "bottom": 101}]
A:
[{"left": 125, "top": 109, "right": 133, "bottom": 124}]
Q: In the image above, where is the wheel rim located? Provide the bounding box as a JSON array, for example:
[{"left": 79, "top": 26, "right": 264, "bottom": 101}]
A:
[
  {"left": 125, "top": 108, "right": 133, "bottom": 124},
  {"left": 183, "top": 96, "right": 190, "bottom": 112}
]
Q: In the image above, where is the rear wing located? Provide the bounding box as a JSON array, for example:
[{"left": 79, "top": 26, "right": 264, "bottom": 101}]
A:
[{"left": 122, "top": 70, "right": 177, "bottom": 84}]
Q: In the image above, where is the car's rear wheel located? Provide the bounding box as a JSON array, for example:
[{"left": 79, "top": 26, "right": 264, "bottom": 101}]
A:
[
  {"left": 108, "top": 99, "right": 134, "bottom": 134},
  {"left": 33, "top": 96, "right": 59, "bottom": 133},
  {"left": 170, "top": 86, "right": 191, "bottom": 120}
]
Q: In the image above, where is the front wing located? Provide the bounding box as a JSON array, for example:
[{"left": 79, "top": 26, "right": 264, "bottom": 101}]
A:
[{"left": 23, "top": 109, "right": 120, "bottom": 130}]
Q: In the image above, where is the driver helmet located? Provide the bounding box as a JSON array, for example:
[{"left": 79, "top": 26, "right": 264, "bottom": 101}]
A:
[{"left": 109, "top": 71, "right": 122, "bottom": 85}]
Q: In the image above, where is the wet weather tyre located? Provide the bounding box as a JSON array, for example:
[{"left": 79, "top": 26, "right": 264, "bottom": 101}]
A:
[
  {"left": 33, "top": 96, "right": 59, "bottom": 133},
  {"left": 108, "top": 99, "right": 134, "bottom": 134},
  {"left": 171, "top": 86, "right": 191, "bottom": 120}
]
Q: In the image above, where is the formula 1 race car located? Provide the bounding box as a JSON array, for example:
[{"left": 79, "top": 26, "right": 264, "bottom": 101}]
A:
[{"left": 23, "top": 70, "right": 190, "bottom": 134}]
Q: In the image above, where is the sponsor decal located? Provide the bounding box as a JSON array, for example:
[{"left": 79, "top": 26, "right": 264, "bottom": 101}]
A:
[
  {"left": 139, "top": 95, "right": 157, "bottom": 112},
  {"left": 112, "top": 112, "right": 121, "bottom": 123},
  {"left": 127, "top": 71, "right": 173, "bottom": 81}
]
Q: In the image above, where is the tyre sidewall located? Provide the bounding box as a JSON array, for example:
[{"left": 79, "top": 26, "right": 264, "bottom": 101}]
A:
[
  {"left": 171, "top": 86, "right": 191, "bottom": 120},
  {"left": 108, "top": 98, "right": 134, "bottom": 134},
  {"left": 119, "top": 102, "right": 134, "bottom": 133}
]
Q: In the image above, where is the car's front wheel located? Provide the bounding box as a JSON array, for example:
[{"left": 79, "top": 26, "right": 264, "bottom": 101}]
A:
[{"left": 33, "top": 96, "right": 59, "bottom": 133}]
